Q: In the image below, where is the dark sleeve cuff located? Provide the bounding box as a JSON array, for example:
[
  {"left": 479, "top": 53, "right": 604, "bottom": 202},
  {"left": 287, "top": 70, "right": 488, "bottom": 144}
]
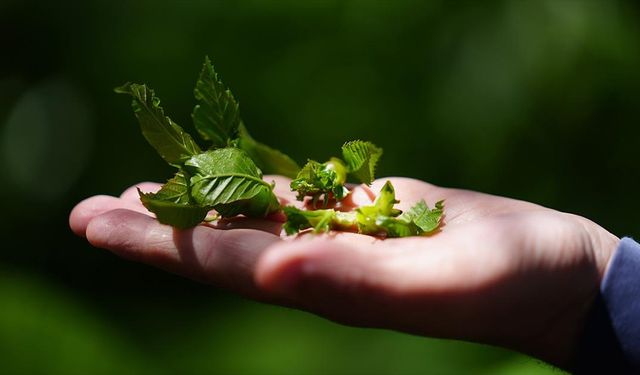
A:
[
  {"left": 572, "top": 237, "right": 640, "bottom": 374},
  {"left": 602, "top": 237, "right": 640, "bottom": 368}
]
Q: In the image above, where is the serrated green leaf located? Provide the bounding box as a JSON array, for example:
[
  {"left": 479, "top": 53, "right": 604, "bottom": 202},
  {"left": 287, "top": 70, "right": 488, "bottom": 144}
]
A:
[
  {"left": 139, "top": 194, "right": 210, "bottom": 229},
  {"left": 237, "top": 123, "right": 300, "bottom": 178},
  {"left": 398, "top": 199, "right": 444, "bottom": 233},
  {"left": 185, "top": 148, "right": 280, "bottom": 217},
  {"left": 342, "top": 140, "right": 382, "bottom": 184},
  {"left": 138, "top": 171, "right": 209, "bottom": 228},
  {"left": 152, "top": 171, "right": 194, "bottom": 204},
  {"left": 186, "top": 147, "right": 264, "bottom": 178},
  {"left": 192, "top": 56, "right": 241, "bottom": 147},
  {"left": 374, "top": 216, "right": 419, "bottom": 238},
  {"left": 115, "top": 83, "right": 201, "bottom": 166}
]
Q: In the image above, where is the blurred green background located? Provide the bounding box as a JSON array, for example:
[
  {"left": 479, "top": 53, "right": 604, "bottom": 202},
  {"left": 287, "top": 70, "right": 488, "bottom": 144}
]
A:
[{"left": 1, "top": 0, "right": 639, "bottom": 374}]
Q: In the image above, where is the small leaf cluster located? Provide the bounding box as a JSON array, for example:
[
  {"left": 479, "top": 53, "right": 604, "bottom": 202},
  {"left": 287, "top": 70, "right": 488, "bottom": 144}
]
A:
[
  {"left": 290, "top": 141, "right": 382, "bottom": 205},
  {"left": 116, "top": 57, "right": 299, "bottom": 228},
  {"left": 284, "top": 181, "right": 444, "bottom": 238}
]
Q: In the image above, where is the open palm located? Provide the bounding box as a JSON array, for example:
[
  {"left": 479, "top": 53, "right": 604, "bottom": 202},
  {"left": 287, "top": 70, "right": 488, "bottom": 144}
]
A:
[{"left": 69, "top": 176, "right": 618, "bottom": 369}]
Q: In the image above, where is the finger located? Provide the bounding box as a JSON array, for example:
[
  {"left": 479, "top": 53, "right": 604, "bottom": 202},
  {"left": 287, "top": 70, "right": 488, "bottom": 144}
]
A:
[
  {"left": 86, "top": 209, "right": 281, "bottom": 298},
  {"left": 69, "top": 195, "right": 153, "bottom": 237},
  {"left": 255, "top": 234, "right": 414, "bottom": 327}
]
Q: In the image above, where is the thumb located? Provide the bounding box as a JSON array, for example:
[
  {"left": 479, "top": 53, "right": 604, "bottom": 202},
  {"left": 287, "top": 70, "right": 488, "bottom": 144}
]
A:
[
  {"left": 254, "top": 232, "right": 506, "bottom": 339},
  {"left": 255, "top": 234, "right": 408, "bottom": 328}
]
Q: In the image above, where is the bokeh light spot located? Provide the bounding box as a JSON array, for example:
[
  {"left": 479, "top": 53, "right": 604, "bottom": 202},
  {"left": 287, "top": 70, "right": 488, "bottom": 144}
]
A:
[{"left": 1, "top": 79, "right": 93, "bottom": 201}]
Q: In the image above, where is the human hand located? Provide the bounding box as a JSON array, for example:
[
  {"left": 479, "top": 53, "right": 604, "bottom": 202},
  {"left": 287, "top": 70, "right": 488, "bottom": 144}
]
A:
[{"left": 69, "top": 176, "right": 619, "bottom": 369}]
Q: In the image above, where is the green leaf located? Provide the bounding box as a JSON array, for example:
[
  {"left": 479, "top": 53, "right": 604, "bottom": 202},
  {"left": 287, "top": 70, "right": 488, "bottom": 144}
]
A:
[
  {"left": 374, "top": 216, "right": 419, "bottom": 238},
  {"left": 115, "top": 83, "right": 201, "bottom": 166},
  {"left": 146, "top": 170, "right": 193, "bottom": 204},
  {"left": 185, "top": 148, "right": 280, "bottom": 217},
  {"left": 237, "top": 123, "right": 300, "bottom": 178},
  {"left": 342, "top": 140, "right": 382, "bottom": 184},
  {"left": 398, "top": 199, "right": 444, "bottom": 233},
  {"left": 138, "top": 171, "right": 210, "bottom": 228},
  {"left": 192, "top": 56, "right": 241, "bottom": 147}
]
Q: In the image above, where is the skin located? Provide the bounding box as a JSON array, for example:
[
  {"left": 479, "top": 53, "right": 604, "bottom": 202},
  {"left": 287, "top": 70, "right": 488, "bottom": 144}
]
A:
[{"left": 69, "top": 176, "right": 619, "bottom": 370}]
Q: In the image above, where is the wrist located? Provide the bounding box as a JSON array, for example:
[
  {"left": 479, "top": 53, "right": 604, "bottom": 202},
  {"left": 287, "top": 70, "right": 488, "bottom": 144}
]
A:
[
  {"left": 546, "top": 224, "right": 619, "bottom": 369},
  {"left": 524, "top": 221, "right": 619, "bottom": 369}
]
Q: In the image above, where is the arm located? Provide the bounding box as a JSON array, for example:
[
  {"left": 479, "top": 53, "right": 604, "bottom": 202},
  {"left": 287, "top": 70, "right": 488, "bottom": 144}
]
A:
[{"left": 70, "top": 176, "right": 621, "bottom": 371}]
